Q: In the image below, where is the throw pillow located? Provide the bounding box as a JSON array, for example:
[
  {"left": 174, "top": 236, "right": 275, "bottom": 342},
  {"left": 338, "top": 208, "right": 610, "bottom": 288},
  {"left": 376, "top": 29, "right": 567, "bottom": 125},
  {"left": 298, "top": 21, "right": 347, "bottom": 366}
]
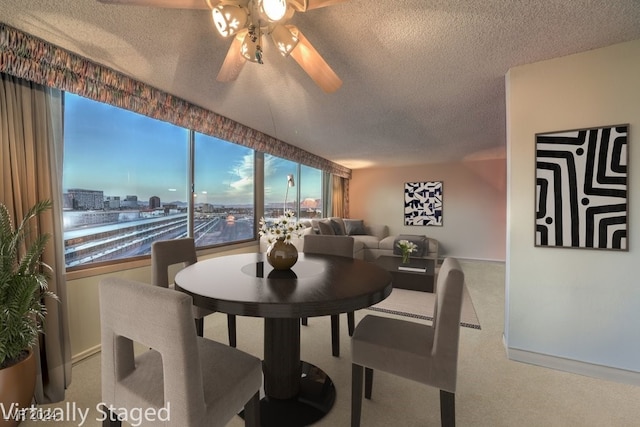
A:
[
  {"left": 344, "top": 219, "right": 366, "bottom": 235},
  {"left": 330, "top": 219, "right": 346, "bottom": 235},
  {"left": 318, "top": 219, "right": 335, "bottom": 235}
]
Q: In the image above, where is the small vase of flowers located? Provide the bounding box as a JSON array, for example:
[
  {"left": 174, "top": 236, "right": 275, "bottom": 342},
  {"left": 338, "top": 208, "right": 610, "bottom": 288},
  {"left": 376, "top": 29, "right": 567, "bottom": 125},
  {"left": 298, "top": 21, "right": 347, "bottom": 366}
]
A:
[
  {"left": 259, "top": 210, "right": 304, "bottom": 270},
  {"left": 396, "top": 239, "right": 418, "bottom": 264}
]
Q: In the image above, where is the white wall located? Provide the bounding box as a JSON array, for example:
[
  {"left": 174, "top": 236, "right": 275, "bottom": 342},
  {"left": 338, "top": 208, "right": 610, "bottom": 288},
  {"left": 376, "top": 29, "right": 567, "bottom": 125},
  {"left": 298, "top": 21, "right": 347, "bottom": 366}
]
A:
[
  {"left": 350, "top": 158, "right": 506, "bottom": 261},
  {"left": 506, "top": 39, "right": 640, "bottom": 381}
]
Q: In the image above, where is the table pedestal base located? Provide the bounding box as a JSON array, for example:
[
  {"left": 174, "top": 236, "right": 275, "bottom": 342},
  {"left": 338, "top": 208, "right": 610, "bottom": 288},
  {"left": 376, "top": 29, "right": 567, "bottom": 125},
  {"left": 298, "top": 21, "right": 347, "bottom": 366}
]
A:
[{"left": 241, "top": 361, "right": 335, "bottom": 427}]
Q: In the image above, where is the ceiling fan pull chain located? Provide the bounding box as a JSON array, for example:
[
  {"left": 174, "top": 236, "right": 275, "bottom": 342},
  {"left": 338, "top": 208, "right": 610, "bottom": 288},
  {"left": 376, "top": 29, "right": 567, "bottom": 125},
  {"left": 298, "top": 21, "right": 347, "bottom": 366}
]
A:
[{"left": 256, "top": 23, "right": 264, "bottom": 64}]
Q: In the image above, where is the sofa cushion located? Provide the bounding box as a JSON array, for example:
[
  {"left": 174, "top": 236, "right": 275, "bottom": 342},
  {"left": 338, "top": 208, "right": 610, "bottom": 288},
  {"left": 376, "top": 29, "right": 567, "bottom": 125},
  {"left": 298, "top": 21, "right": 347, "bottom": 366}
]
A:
[
  {"left": 353, "top": 235, "right": 382, "bottom": 250},
  {"left": 328, "top": 217, "right": 347, "bottom": 235},
  {"left": 344, "top": 219, "right": 366, "bottom": 235},
  {"left": 318, "top": 219, "right": 335, "bottom": 235},
  {"left": 330, "top": 219, "right": 346, "bottom": 235}
]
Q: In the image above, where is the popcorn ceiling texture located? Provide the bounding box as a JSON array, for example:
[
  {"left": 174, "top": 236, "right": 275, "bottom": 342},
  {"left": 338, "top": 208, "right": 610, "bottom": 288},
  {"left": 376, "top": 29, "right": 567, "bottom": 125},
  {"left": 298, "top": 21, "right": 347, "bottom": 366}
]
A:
[{"left": 2, "top": 0, "right": 640, "bottom": 168}]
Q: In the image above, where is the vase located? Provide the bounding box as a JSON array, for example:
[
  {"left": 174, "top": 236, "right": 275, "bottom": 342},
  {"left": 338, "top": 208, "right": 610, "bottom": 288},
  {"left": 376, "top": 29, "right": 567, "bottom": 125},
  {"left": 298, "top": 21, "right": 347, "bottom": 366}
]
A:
[
  {"left": 401, "top": 252, "right": 410, "bottom": 264},
  {"left": 266, "top": 238, "right": 298, "bottom": 270}
]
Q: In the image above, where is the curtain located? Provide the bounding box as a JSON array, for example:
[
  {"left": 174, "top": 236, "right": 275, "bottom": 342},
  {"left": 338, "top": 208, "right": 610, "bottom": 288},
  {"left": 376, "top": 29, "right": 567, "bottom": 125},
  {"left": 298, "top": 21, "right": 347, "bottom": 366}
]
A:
[
  {"left": 331, "top": 175, "right": 349, "bottom": 218},
  {"left": 0, "top": 73, "right": 72, "bottom": 403}
]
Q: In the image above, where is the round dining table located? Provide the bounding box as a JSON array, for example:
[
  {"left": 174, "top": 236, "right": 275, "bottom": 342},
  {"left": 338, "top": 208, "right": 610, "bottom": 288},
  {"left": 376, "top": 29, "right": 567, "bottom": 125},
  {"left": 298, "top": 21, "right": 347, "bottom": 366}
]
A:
[{"left": 174, "top": 252, "right": 392, "bottom": 427}]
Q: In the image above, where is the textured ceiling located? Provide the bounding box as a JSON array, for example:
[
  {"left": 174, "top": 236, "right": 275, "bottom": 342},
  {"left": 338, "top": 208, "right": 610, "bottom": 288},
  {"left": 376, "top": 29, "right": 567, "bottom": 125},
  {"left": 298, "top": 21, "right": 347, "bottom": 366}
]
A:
[{"left": 2, "top": 0, "right": 640, "bottom": 169}]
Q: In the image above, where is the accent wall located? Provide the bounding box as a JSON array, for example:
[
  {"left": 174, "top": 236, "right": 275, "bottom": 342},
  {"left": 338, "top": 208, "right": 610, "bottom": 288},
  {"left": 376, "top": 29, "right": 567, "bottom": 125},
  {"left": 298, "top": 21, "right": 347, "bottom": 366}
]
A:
[
  {"left": 505, "top": 39, "right": 640, "bottom": 383},
  {"left": 350, "top": 158, "right": 506, "bottom": 261}
]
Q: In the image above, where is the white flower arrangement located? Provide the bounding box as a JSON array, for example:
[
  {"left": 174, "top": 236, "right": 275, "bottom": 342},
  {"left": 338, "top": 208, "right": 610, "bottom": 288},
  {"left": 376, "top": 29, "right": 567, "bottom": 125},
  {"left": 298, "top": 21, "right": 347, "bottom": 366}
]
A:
[
  {"left": 396, "top": 239, "right": 418, "bottom": 254},
  {"left": 396, "top": 239, "right": 418, "bottom": 263},
  {"left": 259, "top": 210, "right": 304, "bottom": 244}
]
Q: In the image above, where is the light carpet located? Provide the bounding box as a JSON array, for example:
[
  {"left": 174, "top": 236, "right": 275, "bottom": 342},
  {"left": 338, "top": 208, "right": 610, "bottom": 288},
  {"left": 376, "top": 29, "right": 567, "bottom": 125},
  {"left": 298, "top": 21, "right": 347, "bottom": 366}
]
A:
[{"left": 368, "top": 285, "right": 481, "bottom": 329}]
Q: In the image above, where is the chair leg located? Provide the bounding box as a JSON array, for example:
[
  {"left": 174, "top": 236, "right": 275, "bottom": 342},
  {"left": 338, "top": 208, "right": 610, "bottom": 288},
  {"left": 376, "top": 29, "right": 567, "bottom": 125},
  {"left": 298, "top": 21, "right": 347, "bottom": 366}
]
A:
[
  {"left": 351, "top": 364, "right": 364, "bottom": 427},
  {"left": 364, "top": 367, "right": 374, "bottom": 399},
  {"left": 195, "top": 318, "right": 204, "bottom": 337},
  {"left": 243, "top": 391, "right": 261, "bottom": 427},
  {"left": 227, "top": 314, "right": 237, "bottom": 347},
  {"left": 347, "top": 311, "right": 355, "bottom": 336},
  {"left": 439, "top": 390, "right": 455, "bottom": 427},
  {"left": 331, "top": 314, "right": 340, "bottom": 357},
  {"left": 301, "top": 317, "right": 308, "bottom": 326},
  {"left": 100, "top": 405, "right": 121, "bottom": 427}
]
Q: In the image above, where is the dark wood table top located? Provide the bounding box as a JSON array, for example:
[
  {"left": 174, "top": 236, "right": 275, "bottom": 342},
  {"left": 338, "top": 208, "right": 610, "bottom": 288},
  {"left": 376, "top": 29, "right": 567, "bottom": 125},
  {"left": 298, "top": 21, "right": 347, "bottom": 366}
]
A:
[{"left": 174, "top": 252, "right": 393, "bottom": 318}]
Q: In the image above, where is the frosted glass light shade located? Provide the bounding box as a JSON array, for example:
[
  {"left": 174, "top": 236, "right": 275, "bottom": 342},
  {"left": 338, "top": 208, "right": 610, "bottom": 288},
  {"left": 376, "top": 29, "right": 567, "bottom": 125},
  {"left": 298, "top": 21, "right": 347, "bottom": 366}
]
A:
[
  {"left": 260, "top": 0, "right": 287, "bottom": 22},
  {"left": 271, "top": 24, "right": 299, "bottom": 56},
  {"left": 212, "top": 5, "right": 248, "bottom": 38}
]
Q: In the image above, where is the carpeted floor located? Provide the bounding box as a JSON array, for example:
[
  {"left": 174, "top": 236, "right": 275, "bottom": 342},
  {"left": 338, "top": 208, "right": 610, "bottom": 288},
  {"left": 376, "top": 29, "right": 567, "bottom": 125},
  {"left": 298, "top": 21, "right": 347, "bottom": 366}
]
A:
[
  {"left": 368, "top": 285, "right": 481, "bottom": 329},
  {"left": 18, "top": 259, "right": 640, "bottom": 426}
]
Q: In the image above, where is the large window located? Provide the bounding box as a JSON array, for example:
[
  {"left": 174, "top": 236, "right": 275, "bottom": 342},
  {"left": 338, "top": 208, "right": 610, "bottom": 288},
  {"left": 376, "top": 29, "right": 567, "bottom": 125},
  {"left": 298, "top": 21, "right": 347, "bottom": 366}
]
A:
[
  {"left": 194, "top": 133, "right": 254, "bottom": 247},
  {"left": 299, "top": 165, "right": 323, "bottom": 219},
  {"left": 63, "top": 94, "right": 189, "bottom": 269},
  {"left": 63, "top": 94, "right": 257, "bottom": 269},
  {"left": 264, "top": 154, "right": 323, "bottom": 220},
  {"left": 63, "top": 94, "right": 324, "bottom": 270}
]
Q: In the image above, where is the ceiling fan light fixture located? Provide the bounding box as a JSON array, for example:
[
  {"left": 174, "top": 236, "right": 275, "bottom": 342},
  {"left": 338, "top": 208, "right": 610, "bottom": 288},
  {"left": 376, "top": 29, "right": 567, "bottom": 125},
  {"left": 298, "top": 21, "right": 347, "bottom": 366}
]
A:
[
  {"left": 271, "top": 24, "right": 299, "bottom": 56},
  {"left": 260, "top": 0, "right": 288, "bottom": 22},
  {"left": 241, "top": 30, "right": 264, "bottom": 63},
  {"left": 212, "top": 4, "right": 248, "bottom": 38}
]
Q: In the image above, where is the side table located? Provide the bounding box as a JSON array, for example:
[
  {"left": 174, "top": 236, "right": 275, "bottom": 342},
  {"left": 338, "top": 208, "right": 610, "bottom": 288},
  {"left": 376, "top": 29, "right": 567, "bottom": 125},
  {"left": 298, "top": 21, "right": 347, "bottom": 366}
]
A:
[{"left": 372, "top": 255, "right": 436, "bottom": 292}]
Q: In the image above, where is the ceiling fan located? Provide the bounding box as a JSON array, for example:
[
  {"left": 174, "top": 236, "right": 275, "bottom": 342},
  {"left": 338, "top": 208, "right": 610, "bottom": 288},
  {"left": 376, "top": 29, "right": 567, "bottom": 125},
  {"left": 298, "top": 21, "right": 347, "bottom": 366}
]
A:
[{"left": 97, "top": 0, "right": 345, "bottom": 92}]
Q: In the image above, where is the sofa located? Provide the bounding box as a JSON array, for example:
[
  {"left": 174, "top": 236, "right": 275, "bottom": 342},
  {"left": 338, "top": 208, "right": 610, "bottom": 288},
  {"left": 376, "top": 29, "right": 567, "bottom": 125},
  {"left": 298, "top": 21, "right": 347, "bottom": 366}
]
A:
[{"left": 259, "top": 217, "right": 439, "bottom": 262}]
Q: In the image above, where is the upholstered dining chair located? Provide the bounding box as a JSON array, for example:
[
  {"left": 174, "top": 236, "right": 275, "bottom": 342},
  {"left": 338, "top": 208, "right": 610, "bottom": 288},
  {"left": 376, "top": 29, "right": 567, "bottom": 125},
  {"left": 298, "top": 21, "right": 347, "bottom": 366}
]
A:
[
  {"left": 351, "top": 257, "right": 465, "bottom": 427},
  {"left": 99, "top": 277, "right": 262, "bottom": 427},
  {"left": 151, "top": 238, "right": 237, "bottom": 346},
  {"left": 302, "top": 234, "right": 355, "bottom": 357}
]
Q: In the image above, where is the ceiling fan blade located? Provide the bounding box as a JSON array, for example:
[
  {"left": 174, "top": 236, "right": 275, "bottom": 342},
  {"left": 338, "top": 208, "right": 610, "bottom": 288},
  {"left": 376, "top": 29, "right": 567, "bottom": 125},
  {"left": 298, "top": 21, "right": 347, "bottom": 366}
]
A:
[
  {"left": 217, "top": 33, "right": 247, "bottom": 82},
  {"left": 96, "top": 0, "right": 217, "bottom": 9},
  {"left": 289, "top": 28, "right": 342, "bottom": 93},
  {"left": 288, "top": 0, "right": 347, "bottom": 12}
]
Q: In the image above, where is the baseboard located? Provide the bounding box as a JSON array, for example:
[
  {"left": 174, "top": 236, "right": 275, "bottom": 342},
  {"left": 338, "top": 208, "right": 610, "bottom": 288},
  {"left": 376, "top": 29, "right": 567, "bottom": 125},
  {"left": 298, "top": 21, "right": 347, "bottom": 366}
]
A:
[
  {"left": 455, "top": 256, "right": 505, "bottom": 263},
  {"left": 507, "top": 346, "right": 640, "bottom": 386},
  {"left": 72, "top": 344, "right": 101, "bottom": 365}
]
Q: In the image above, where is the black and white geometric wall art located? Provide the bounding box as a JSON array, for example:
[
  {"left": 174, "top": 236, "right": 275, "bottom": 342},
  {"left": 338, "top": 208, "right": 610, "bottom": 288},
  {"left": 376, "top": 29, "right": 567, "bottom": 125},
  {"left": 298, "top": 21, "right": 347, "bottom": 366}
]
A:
[
  {"left": 535, "top": 124, "right": 628, "bottom": 250},
  {"left": 404, "top": 181, "right": 443, "bottom": 226}
]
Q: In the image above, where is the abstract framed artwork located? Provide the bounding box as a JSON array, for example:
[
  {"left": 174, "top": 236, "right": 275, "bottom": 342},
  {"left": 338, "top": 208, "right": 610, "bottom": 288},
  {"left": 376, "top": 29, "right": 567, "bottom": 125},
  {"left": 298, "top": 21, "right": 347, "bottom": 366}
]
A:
[
  {"left": 404, "top": 181, "right": 443, "bottom": 226},
  {"left": 535, "top": 124, "right": 628, "bottom": 250}
]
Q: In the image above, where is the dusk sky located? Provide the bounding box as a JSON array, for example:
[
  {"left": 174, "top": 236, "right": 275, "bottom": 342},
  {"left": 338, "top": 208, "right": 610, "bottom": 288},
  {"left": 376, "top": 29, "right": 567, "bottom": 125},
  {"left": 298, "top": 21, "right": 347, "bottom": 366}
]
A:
[{"left": 63, "top": 93, "right": 321, "bottom": 206}]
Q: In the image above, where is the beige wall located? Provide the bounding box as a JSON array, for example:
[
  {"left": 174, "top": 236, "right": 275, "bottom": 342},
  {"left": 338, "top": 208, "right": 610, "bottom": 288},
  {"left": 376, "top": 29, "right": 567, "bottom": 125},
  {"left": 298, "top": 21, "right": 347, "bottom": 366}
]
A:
[
  {"left": 350, "top": 158, "right": 506, "bottom": 261},
  {"left": 506, "top": 39, "right": 640, "bottom": 381}
]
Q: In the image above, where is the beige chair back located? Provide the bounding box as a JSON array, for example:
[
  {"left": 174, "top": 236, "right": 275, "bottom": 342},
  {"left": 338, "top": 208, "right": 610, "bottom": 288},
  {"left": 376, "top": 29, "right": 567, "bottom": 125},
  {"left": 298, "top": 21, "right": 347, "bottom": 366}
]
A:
[
  {"left": 431, "top": 257, "right": 465, "bottom": 387},
  {"left": 151, "top": 237, "right": 197, "bottom": 288},
  {"left": 99, "top": 277, "right": 206, "bottom": 426}
]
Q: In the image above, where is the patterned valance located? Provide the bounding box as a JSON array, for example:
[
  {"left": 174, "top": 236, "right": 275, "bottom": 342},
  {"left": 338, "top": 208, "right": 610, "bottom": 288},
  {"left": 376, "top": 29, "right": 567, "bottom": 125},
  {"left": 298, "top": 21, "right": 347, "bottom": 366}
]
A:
[{"left": 0, "top": 23, "right": 351, "bottom": 179}]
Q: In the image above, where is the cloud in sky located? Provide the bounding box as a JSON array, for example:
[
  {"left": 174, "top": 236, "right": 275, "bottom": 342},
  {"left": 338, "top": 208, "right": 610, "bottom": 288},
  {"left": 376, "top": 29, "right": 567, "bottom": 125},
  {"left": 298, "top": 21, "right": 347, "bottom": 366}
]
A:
[{"left": 63, "top": 93, "right": 321, "bottom": 206}]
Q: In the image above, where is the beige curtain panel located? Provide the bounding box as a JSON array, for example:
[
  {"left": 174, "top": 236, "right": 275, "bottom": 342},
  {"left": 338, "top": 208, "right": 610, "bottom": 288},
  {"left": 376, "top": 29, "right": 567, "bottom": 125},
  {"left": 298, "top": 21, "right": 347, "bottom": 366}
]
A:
[
  {"left": 332, "top": 175, "right": 349, "bottom": 218},
  {"left": 1, "top": 72, "right": 72, "bottom": 403}
]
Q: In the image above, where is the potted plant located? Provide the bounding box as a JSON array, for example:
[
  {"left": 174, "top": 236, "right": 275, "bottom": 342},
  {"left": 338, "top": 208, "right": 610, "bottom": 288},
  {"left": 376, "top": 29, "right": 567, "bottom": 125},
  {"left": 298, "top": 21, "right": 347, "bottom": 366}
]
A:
[{"left": 0, "top": 200, "right": 57, "bottom": 425}]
